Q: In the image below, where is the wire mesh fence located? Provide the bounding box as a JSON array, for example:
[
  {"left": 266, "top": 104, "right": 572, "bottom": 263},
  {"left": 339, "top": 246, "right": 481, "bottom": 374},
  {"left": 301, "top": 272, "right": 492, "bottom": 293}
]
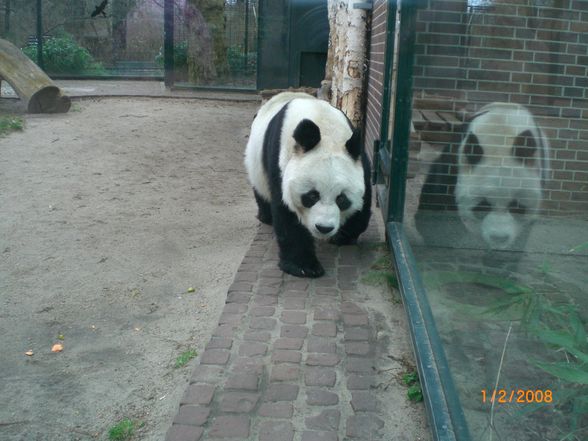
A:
[{"left": 0, "top": 0, "right": 257, "bottom": 87}]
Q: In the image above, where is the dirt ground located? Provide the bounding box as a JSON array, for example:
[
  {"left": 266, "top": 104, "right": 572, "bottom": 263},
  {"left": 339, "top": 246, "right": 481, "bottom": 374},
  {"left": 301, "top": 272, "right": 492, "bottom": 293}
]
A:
[{"left": 0, "top": 97, "right": 259, "bottom": 440}]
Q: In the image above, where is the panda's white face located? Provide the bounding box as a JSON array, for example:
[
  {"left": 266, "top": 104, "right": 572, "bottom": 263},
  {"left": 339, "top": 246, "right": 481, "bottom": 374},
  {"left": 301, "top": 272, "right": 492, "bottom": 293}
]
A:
[
  {"left": 455, "top": 103, "right": 549, "bottom": 249},
  {"left": 282, "top": 151, "right": 365, "bottom": 239},
  {"left": 456, "top": 165, "right": 543, "bottom": 249}
]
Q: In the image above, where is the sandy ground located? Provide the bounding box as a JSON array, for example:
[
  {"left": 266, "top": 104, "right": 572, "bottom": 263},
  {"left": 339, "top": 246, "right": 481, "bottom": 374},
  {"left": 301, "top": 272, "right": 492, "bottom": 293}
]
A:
[{"left": 0, "top": 97, "right": 259, "bottom": 440}]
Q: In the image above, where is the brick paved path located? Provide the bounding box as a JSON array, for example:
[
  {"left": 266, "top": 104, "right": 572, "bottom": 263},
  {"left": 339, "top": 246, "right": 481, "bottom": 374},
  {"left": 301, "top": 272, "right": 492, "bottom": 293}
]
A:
[{"left": 165, "top": 219, "right": 429, "bottom": 441}]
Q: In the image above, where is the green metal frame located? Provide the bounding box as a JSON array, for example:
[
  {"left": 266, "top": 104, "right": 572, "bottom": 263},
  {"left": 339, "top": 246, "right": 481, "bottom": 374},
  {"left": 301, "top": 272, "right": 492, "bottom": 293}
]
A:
[{"left": 373, "top": 1, "right": 471, "bottom": 440}]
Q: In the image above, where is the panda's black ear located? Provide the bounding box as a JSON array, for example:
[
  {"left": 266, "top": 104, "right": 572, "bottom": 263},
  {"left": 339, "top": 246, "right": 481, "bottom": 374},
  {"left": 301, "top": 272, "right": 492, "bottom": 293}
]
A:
[
  {"left": 293, "top": 119, "right": 321, "bottom": 152},
  {"left": 345, "top": 129, "right": 361, "bottom": 161}
]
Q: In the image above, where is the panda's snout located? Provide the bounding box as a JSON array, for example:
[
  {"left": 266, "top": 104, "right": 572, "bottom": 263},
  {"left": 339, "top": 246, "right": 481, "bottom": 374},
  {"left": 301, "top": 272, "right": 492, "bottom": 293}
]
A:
[
  {"left": 488, "top": 233, "right": 511, "bottom": 248},
  {"left": 315, "top": 224, "right": 335, "bottom": 235}
]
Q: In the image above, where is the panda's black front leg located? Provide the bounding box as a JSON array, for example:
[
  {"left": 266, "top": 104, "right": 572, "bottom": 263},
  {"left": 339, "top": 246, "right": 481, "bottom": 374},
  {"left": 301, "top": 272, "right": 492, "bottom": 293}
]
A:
[
  {"left": 272, "top": 202, "right": 324, "bottom": 278},
  {"left": 253, "top": 189, "right": 272, "bottom": 225}
]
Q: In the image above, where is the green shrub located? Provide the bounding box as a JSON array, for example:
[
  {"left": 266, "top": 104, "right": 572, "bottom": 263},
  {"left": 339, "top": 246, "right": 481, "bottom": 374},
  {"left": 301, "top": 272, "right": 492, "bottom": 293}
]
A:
[
  {"left": 155, "top": 41, "right": 188, "bottom": 68},
  {"left": 22, "top": 34, "right": 104, "bottom": 74},
  {"left": 226, "top": 46, "right": 256, "bottom": 75},
  {"left": 0, "top": 115, "right": 24, "bottom": 137}
]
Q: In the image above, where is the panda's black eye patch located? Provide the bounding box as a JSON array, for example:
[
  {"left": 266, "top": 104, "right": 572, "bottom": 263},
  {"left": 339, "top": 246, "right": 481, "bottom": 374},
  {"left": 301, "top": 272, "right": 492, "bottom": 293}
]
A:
[
  {"left": 508, "top": 199, "right": 527, "bottom": 215},
  {"left": 301, "top": 190, "right": 320, "bottom": 208},
  {"left": 512, "top": 130, "right": 537, "bottom": 165},
  {"left": 472, "top": 198, "right": 492, "bottom": 220},
  {"left": 463, "top": 133, "right": 483, "bottom": 166},
  {"left": 336, "top": 193, "right": 352, "bottom": 211}
]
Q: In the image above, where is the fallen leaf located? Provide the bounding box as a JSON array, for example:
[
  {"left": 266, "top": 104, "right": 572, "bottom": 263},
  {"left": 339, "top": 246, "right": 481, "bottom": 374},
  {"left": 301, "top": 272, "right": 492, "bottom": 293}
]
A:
[
  {"left": 25, "top": 350, "right": 34, "bottom": 356},
  {"left": 51, "top": 343, "right": 63, "bottom": 353}
]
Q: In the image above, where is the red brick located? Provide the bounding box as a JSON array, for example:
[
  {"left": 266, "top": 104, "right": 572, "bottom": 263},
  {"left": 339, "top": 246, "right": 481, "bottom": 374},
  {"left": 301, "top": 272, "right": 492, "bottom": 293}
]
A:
[
  {"left": 271, "top": 350, "right": 302, "bottom": 364},
  {"left": 200, "top": 349, "right": 230, "bottom": 365},
  {"left": 258, "top": 402, "right": 294, "bottom": 418},
  {"left": 181, "top": 384, "right": 215, "bottom": 406},
  {"left": 301, "top": 431, "right": 338, "bottom": 441},
  {"left": 238, "top": 342, "right": 267, "bottom": 357},
  {"left": 225, "top": 373, "right": 259, "bottom": 391},
  {"left": 346, "top": 415, "right": 384, "bottom": 439},
  {"left": 304, "top": 368, "right": 337, "bottom": 387},
  {"left": 173, "top": 406, "right": 210, "bottom": 426},
  {"left": 259, "top": 421, "right": 295, "bottom": 441},
  {"left": 219, "top": 392, "right": 260, "bottom": 413},
  {"left": 281, "top": 325, "right": 309, "bottom": 338},
  {"left": 264, "top": 384, "right": 300, "bottom": 402},
  {"left": 270, "top": 365, "right": 300, "bottom": 382},
  {"left": 306, "top": 354, "right": 341, "bottom": 367},
  {"left": 281, "top": 310, "right": 307, "bottom": 324},
  {"left": 165, "top": 424, "right": 203, "bottom": 441},
  {"left": 306, "top": 389, "right": 339, "bottom": 406},
  {"left": 312, "top": 322, "right": 337, "bottom": 337},
  {"left": 208, "top": 415, "right": 250, "bottom": 438}
]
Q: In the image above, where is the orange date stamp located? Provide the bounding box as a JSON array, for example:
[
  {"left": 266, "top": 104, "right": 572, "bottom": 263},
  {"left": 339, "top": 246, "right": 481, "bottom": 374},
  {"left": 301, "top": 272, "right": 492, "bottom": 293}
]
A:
[{"left": 481, "top": 389, "right": 553, "bottom": 404}]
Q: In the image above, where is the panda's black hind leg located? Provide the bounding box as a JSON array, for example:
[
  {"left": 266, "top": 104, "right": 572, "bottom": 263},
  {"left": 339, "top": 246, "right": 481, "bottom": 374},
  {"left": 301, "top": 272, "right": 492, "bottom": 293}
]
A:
[
  {"left": 272, "top": 202, "right": 324, "bottom": 278},
  {"left": 254, "top": 189, "right": 272, "bottom": 225}
]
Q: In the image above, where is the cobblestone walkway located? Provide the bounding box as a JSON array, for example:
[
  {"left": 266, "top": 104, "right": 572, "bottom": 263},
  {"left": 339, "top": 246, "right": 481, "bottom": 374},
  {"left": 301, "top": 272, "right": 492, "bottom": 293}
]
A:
[{"left": 165, "top": 219, "right": 429, "bottom": 441}]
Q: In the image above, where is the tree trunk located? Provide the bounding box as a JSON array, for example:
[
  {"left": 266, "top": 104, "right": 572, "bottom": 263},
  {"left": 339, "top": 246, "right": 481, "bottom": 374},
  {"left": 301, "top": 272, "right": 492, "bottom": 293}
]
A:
[
  {"left": 0, "top": 38, "right": 70, "bottom": 113},
  {"left": 325, "top": 0, "right": 368, "bottom": 128},
  {"left": 185, "top": 0, "right": 226, "bottom": 84},
  {"left": 112, "top": 0, "right": 138, "bottom": 62}
]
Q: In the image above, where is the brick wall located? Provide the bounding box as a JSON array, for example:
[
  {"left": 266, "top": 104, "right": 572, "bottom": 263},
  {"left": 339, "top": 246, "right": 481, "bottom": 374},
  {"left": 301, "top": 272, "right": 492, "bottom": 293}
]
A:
[
  {"left": 364, "top": 0, "right": 389, "bottom": 165},
  {"left": 412, "top": 0, "right": 588, "bottom": 215}
]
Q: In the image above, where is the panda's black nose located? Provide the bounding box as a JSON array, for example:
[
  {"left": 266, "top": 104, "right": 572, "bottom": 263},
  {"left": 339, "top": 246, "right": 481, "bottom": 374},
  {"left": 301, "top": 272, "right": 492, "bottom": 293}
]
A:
[
  {"left": 490, "top": 233, "right": 510, "bottom": 246},
  {"left": 316, "top": 224, "right": 334, "bottom": 234}
]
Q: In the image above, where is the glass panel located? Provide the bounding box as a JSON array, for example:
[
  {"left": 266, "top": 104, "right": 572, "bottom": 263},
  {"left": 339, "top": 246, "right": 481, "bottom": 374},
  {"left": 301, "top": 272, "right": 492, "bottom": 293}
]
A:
[
  {"left": 174, "top": 0, "right": 257, "bottom": 89},
  {"left": 2, "top": 0, "right": 164, "bottom": 77},
  {"left": 403, "top": 1, "right": 588, "bottom": 440}
]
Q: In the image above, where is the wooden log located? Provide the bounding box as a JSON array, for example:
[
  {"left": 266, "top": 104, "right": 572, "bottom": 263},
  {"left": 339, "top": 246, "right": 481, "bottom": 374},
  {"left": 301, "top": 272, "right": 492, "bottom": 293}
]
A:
[{"left": 0, "top": 38, "right": 70, "bottom": 113}]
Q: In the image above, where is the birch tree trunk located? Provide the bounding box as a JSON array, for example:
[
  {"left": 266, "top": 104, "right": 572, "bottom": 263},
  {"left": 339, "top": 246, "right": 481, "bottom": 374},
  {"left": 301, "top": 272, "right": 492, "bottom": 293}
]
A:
[{"left": 325, "top": 0, "right": 368, "bottom": 128}]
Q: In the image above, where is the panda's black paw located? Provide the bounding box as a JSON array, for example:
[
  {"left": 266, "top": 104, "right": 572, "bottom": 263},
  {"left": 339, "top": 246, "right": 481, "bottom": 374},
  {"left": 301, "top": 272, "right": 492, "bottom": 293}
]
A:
[
  {"left": 279, "top": 260, "right": 325, "bottom": 278},
  {"left": 329, "top": 233, "right": 358, "bottom": 246},
  {"left": 257, "top": 212, "right": 273, "bottom": 225}
]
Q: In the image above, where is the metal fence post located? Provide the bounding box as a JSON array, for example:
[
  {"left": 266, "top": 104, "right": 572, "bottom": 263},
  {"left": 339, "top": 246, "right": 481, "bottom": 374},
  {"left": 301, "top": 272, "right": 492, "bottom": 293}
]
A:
[
  {"left": 36, "top": 0, "right": 43, "bottom": 70},
  {"left": 164, "top": 0, "right": 175, "bottom": 87}
]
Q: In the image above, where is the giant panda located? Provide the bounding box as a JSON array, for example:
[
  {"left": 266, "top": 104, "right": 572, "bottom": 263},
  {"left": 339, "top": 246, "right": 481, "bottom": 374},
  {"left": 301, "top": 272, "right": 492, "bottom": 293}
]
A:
[
  {"left": 244, "top": 92, "right": 372, "bottom": 278},
  {"left": 416, "top": 102, "right": 550, "bottom": 251}
]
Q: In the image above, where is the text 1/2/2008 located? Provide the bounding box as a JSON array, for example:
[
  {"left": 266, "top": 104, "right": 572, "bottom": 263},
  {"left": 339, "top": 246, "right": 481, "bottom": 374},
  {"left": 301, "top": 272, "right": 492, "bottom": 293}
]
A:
[{"left": 481, "top": 389, "right": 553, "bottom": 404}]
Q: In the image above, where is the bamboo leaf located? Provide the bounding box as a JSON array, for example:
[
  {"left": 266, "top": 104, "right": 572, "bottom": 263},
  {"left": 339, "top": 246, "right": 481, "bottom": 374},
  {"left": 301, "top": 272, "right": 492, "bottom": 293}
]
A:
[{"left": 534, "top": 361, "right": 588, "bottom": 385}]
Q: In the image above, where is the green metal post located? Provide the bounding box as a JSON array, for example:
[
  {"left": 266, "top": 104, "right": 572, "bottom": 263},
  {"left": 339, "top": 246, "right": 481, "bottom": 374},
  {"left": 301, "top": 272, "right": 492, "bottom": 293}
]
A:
[
  {"left": 36, "top": 0, "right": 43, "bottom": 69},
  {"left": 163, "top": 0, "right": 174, "bottom": 87},
  {"left": 244, "top": 0, "right": 250, "bottom": 72},
  {"left": 387, "top": 0, "right": 418, "bottom": 223}
]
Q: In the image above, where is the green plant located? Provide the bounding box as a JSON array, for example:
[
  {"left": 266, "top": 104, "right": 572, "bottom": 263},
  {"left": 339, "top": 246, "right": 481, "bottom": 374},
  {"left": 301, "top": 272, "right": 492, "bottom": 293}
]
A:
[
  {"left": 402, "top": 370, "right": 423, "bottom": 402},
  {"left": 226, "top": 46, "right": 256, "bottom": 75},
  {"left": 108, "top": 419, "right": 138, "bottom": 441},
  {"left": 424, "top": 265, "right": 588, "bottom": 438},
  {"left": 174, "top": 349, "right": 198, "bottom": 368},
  {"left": 362, "top": 254, "right": 399, "bottom": 289},
  {"left": 528, "top": 300, "right": 588, "bottom": 435},
  {"left": 22, "top": 34, "right": 104, "bottom": 74},
  {"left": 0, "top": 115, "right": 24, "bottom": 136},
  {"left": 155, "top": 41, "right": 188, "bottom": 68}
]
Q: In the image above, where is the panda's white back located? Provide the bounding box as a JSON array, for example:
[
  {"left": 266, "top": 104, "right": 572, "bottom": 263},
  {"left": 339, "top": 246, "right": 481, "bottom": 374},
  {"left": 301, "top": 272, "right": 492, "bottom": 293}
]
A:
[{"left": 276, "top": 97, "right": 352, "bottom": 172}]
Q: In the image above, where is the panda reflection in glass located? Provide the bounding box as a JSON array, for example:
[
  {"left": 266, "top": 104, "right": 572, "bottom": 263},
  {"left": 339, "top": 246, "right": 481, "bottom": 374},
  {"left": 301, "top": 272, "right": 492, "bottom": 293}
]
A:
[
  {"left": 416, "top": 102, "right": 550, "bottom": 251},
  {"left": 244, "top": 92, "right": 372, "bottom": 278}
]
